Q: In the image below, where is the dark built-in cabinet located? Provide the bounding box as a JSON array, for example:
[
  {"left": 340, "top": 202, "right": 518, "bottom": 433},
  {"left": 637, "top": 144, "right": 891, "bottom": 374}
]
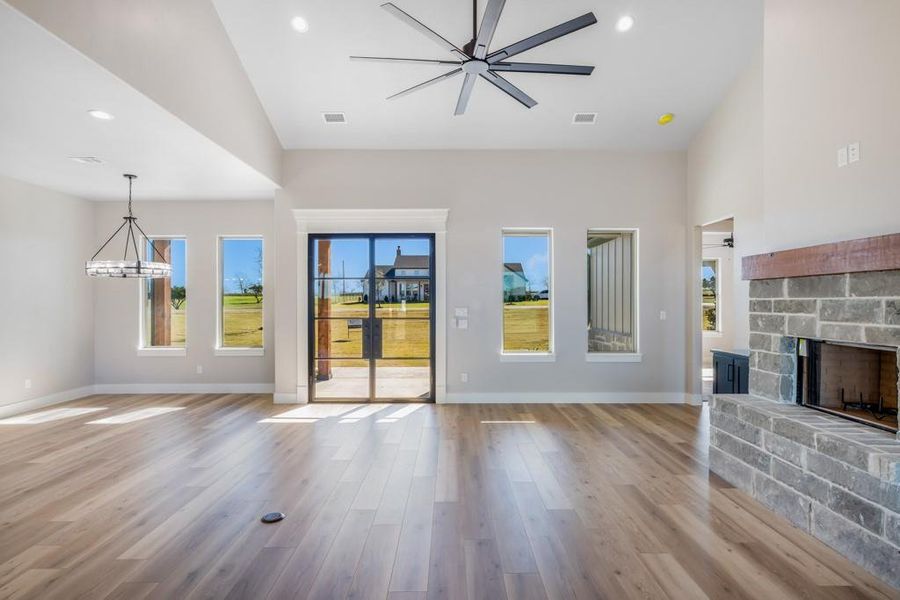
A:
[{"left": 712, "top": 349, "right": 750, "bottom": 394}]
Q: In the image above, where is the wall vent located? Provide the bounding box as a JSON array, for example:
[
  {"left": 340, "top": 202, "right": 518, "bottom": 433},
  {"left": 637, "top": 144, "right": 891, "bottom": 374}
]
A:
[
  {"left": 322, "top": 112, "right": 347, "bottom": 124},
  {"left": 572, "top": 112, "right": 597, "bottom": 125},
  {"left": 68, "top": 156, "right": 104, "bottom": 164}
]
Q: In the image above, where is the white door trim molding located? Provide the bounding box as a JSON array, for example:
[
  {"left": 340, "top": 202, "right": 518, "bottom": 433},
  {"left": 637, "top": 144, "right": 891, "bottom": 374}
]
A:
[{"left": 293, "top": 209, "right": 449, "bottom": 404}]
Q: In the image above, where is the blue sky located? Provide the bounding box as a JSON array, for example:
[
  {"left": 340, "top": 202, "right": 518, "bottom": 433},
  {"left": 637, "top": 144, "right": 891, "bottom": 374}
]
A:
[
  {"left": 504, "top": 235, "right": 549, "bottom": 290},
  {"left": 313, "top": 238, "right": 431, "bottom": 279},
  {"left": 222, "top": 239, "right": 263, "bottom": 293}
]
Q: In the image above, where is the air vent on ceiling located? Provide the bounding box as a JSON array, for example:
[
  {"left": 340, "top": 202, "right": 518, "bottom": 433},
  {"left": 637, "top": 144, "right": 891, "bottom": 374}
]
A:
[
  {"left": 69, "top": 156, "right": 104, "bottom": 164},
  {"left": 322, "top": 112, "right": 347, "bottom": 124},
  {"left": 572, "top": 112, "right": 597, "bottom": 125}
]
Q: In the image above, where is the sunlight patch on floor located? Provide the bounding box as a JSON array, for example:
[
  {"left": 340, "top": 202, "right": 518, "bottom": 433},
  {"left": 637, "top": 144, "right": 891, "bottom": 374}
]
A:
[
  {"left": 0, "top": 407, "right": 107, "bottom": 425},
  {"left": 87, "top": 407, "right": 184, "bottom": 424}
]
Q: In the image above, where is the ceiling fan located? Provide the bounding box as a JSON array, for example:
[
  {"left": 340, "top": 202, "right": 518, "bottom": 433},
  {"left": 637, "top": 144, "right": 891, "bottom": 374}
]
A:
[{"left": 351, "top": 0, "right": 598, "bottom": 115}]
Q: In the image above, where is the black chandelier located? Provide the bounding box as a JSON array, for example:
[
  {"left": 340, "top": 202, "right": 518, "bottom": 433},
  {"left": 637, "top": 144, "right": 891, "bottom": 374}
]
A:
[{"left": 85, "top": 174, "right": 171, "bottom": 278}]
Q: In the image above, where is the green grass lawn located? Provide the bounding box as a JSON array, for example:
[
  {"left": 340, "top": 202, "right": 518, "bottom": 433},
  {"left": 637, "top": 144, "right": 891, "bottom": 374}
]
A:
[
  {"left": 223, "top": 295, "right": 263, "bottom": 347},
  {"left": 503, "top": 302, "right": 550, "bottom": 352}
]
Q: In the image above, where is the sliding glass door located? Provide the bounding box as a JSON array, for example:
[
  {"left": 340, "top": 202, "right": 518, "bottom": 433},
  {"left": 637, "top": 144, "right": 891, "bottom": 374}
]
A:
[{"left": 309, "top": 234, "right": 435, "bottom": 402}]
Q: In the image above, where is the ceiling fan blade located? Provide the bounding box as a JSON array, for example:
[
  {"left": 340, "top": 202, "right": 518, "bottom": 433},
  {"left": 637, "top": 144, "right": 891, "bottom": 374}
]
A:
[
  {"left": 387, "top": 68, "right": 463, "bottom": 100},
  {"left": 479, "top": 71, "right": 537, "bottom": 108},
  {"left": 490, "top": 62, "right": 594, "bottom": 75},
  {"left": 381, "top": 3, "right": 469, "bottom": 60},
  {"left": 454, "top": 73, "right": 477, "bottom": 116},
  {"left": 351, "top": 56, "right": 463, "bottom": 66},
  {"left": 473, "top": 0, "right": 506, "bottom": 59},
  {"left": 486, "top": 12, "right": 597, "bottom": 64}
]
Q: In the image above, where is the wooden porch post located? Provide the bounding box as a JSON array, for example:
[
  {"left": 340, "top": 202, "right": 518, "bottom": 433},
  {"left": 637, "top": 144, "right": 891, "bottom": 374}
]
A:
[
  {"left": 151, "top": 240, "right": 171, "bottom": 346},
  {"left": 316, "top": 240, "right": 332, "bottom": 380}
]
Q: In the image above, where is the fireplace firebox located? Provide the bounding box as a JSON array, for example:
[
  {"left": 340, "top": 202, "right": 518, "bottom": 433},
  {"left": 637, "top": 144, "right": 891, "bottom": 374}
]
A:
[{"left": 797, "top": 338, "right": 899, "bottom": 432}]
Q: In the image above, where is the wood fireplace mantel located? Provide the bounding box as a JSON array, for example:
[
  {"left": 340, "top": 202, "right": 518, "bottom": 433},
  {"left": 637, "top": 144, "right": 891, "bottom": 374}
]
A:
[{"left": 741, "top": 232, "right": 900, "bottom": 280}]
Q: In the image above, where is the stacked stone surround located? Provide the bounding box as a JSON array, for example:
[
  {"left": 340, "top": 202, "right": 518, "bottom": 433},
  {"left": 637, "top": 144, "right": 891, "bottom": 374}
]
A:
[
  {"left": 709, "top": 395, "right": 900, "bottom": 588},
  {"left": 588, "top": 329, "right": 634, "bottom": 353},
  {"left": 747, "top": 270, "right": 900, "bottom": 405}
]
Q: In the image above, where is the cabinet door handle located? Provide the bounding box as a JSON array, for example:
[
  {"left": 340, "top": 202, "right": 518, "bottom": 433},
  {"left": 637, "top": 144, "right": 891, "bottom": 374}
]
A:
[{"left": 727, "top": 363, "right": 734, "bottom": 382}]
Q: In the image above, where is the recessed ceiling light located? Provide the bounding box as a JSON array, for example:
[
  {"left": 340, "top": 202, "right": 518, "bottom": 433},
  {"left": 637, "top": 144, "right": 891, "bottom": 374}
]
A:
[
  {"left": 657, "top": 113, "right": 675, "bottom": 126},
  {"left": 615, "top": 15, "right": 635, "bottom": 33},
  {"left": 291, "top": 16, "right": 309, "bottom": 33},
  {"left": 87, "top": 109, "right": 114, "bottom": 120}
]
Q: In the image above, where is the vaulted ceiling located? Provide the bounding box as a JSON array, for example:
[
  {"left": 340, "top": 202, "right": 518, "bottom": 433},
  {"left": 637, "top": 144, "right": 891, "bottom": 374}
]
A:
[{"left": 214, "top": 0, "right": 762, "bottom": 150}]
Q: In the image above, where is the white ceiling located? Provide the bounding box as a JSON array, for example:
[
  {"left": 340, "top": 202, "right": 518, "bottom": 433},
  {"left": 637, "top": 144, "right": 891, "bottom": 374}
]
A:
[
  {"left": 0, "top": 2, "right": 278, "bottom": 201},
  {"left": 214, "top": 0, "right": 762, "bottom": 150}
]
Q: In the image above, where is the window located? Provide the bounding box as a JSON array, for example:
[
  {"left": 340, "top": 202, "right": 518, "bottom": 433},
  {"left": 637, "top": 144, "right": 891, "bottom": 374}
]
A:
[
  {"left": 140, "top": 238, "right": 186, "bottom": 352},
  {"left": 218, "top": 237, "right": 263, "bottom": 351},
  {"left": 502, "top": 229, "right": 552, "bottom": 355},
  {"left": 587, "top": 230, "right": 637, "bottom": 355},
  {"left": 702, "top": 259, "right": 720, "bottom": 332}
]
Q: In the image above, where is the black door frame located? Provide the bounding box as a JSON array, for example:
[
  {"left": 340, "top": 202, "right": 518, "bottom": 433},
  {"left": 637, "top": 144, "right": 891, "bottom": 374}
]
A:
[{"left": 307, "top": 233, "right": 436, "bottom": 403}]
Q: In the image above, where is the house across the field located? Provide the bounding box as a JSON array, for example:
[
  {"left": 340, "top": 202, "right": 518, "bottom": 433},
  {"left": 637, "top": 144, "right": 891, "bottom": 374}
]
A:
[{"left": 363, "top": 246, "right": 430, "bottom": 302}]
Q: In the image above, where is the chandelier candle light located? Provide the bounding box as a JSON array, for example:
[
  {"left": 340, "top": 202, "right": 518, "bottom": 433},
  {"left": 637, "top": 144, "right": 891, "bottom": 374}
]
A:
[{"left": 85, "top": 174, "right": 171, "bottom": 279}]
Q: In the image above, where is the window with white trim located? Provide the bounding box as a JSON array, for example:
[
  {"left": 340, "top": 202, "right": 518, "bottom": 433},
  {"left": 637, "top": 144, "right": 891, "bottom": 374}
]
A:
[
  {"left": 218, "top": 237, "right": 264, "bottom": 349},
  {"left": 702, "top": 258, "right": 720, "bottom": 333},
  {"left": 140, "top": 237, "right": 186, "bottom": 349},
  {"left": 587, "top": 230, "right": 637, "bottom": 353},
  {"left": 502, "top": 229, "right": 552, "bottom": 354}
]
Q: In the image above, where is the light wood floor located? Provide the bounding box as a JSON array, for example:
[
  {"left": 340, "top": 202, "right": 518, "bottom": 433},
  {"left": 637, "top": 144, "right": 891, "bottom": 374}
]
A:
[{"left": 0, "top": 394, "right": 897, "bottom": 600}]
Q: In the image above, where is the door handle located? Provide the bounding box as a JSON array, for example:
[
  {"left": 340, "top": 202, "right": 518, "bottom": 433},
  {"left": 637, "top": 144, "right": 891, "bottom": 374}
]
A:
[
  {"left": 361, "top": 319, "right": 371, "bottom": 359},
  {"left": 727, "top": 363, "right": 734, "bottom": 382},
  {"left": 373, "top": 318, "right": 383, "bottom": 359}
]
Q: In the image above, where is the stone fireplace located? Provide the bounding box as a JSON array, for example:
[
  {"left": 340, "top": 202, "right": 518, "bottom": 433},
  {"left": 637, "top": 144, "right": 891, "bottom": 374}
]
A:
[
  {"left": 798, "top": 339, "right": 899, "bottom": 431},
  {"left": 709, "top": 240, "right": 900, "bottom": 589},
  {"left": 746, "top": 270, "right": 900, "bottom": 434}
]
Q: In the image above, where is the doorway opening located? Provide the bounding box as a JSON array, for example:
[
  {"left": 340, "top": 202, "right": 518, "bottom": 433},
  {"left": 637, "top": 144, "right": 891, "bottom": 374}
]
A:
[
  {"left": 308, "top": 234, "right": 435, "bottom": 402},
  {"left": 701, "top": 217, "right": 735, "bottom": 398}
]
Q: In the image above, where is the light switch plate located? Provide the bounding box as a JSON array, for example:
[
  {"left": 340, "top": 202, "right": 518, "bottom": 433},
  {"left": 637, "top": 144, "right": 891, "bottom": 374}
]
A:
[
  {"left": 837, "top": 146, "right": 848, "bottom": 167},
  {"left": 848, "top": 142, "right": 860, "bottom": 163},
  {"left": 460, "top": 372, "right": 468, "bottom": 383},
  {"left": 659, "top": 310, "right": 667, "bottom": 321},
  {"left": 457, "top": 318, "right": 468, "bottom": 330},
  {"left": 454, "top": 307, "right": 468, "bottom": 317}
]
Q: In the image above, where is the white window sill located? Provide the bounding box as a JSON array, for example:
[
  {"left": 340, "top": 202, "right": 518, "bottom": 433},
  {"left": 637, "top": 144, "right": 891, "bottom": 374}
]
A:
[
  {"left": 214, "top": 347, "right": 264, "bottom": 357},
  {"left": 703, "top": 331, "right": 724, "bottom": 338},
  {"left": 500, "top": 353, "right": 556, "bottom": 363},
  {"left": 137, "top": 347, "right": 187, "bottom": 357},
  {"left": 585, "top": 352, "right": 643, "bottom": 363}
]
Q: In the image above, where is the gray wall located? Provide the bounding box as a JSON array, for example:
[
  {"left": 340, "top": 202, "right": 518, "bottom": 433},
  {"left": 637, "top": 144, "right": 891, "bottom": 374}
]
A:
[
  {"left": 92, "top": 200, "right": 274, "bottom": 387},
  {"left": 0, "top": 175, "right": 94, "bottom": 413},
  {"left": 275, "top": 150, "right": 689, "bottom": 401}
]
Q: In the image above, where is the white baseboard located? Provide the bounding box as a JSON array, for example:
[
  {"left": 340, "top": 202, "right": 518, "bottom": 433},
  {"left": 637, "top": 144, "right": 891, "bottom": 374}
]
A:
[
  {"left": 93, "top": 383, "right": 274, "bottom": 394},
  {"left": 441, "top": 392, "right": 690, "bottom": 404},
  {"left": 0, "top": 386, "right": 96, "bottom": 419},
  {"left": 274, "top": 392, "right": 302, "bottom": 404}
]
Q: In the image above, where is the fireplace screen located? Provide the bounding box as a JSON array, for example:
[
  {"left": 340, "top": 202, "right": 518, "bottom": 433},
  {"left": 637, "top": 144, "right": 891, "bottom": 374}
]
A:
[{"left": 798, "top": 339, "right": 899, "bottom": 432}]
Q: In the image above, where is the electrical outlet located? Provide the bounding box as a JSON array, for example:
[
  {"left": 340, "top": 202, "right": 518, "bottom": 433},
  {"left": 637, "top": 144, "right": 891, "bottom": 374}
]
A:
[
  {"left": 24, "top": 379, "right": 32, "bottom": 389},
  {"left": 837, "top": 146, "right": 848, "bottom": 167},
  {"left": 659, "top": 310, "right": 667, "bottom": 321},
  {"left": 848, "top": 142, "right": 860, "bottom": 163},
  {"left": 460, "top": 372, "right": 468, "bottom": 383},
  {"left": 196, "top": 365, "right": 203, "bottom": 374}
]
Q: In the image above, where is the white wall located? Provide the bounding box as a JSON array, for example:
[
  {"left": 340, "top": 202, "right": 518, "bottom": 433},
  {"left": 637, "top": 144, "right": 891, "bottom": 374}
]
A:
[
  {"left": 275, "top": 150, "right": 688, "bottom": 402},
  {"left": 92, "top": 200, "right": 274, "bottom": 389},
  {"left": 7, "top": 0, "right": 283, "bottom": 185},
  {"left": 0, "top": 175, "right": 94, "bottom": 415},
  {"left": 687, "top": 53, "right": 764, "bottom": 354},
  {"left": 763, "top": 0, "right": 900, "bottom": 250}
]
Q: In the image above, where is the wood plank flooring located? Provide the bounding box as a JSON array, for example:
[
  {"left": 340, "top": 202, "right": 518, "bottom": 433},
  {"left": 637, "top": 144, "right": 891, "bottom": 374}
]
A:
[{"left": 0, "top": 394, "right": 898, "bottom": 599}]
